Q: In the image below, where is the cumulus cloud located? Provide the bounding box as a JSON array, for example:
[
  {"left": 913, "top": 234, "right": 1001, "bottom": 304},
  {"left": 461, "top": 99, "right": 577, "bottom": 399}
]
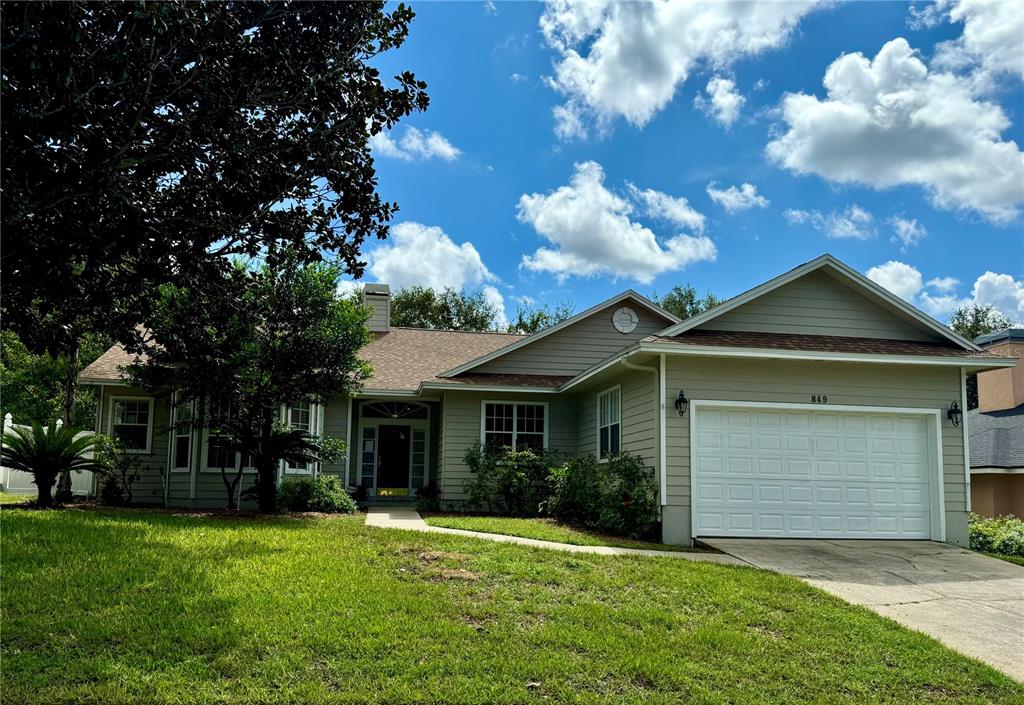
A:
[
  {"left": 695, "top": 77, "right": 746, "bottom": 128},
  {"left": 706, "top": 182, "right": 769, "bottom": 212},
  {"left": 627, "top": 184, "right": 706, "bottom": 232},
  {"left": 889, "top": 216, "right": 927, "bottom": 249},
  {"left": 509, "top": 73, "right": 529, "bottom": 83},
  {"left": 517, "top": 161, "right": 716, "bottom": 283},
  {"left": 785, "top": 204, "right": 875, "bottom": 239},
  {"left": 540, "top": 0, "right": 822, "bottom": 138},
  {"left": 865, "top": 261, "right": 1023, "bottom": 322},
  {"left": 914, "top": 0, "right": 1024, "bottom": 81},
  {"left": 367, "top": 222, "right": 507, "bottom": 324},
  {"left": 369, "top": 126, "right": 462, "bottom": 162},
  {"left": 766, "top": 38, "right": 1024, "bottom": 223}
]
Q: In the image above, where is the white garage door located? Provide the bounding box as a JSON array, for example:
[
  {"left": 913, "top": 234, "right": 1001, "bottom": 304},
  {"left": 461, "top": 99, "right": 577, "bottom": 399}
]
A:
[{"left": 693, "top": 405, "right": 935, "bottom": 539}]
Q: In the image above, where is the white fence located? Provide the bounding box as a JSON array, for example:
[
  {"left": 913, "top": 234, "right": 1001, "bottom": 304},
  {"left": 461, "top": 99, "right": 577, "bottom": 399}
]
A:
[{"left": 0, "top": 414, "right": 96, "bottom": 496}]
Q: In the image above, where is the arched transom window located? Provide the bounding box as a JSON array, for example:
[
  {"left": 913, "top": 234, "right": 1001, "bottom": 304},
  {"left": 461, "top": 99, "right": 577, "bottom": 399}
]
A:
[{"left": 361, "top": 401, "right": 428, "bottom": 420}]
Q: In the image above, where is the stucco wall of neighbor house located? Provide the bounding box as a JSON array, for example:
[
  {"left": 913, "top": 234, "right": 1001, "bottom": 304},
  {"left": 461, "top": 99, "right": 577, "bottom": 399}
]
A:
[
  {"left": 438, "top": 390, "right": 576, "bottom": 505},
  {"left": 977, "top": 340, "right": 1024, "bottom": 412},
  {"left": 472, "top": 301, "right": 670, "bottom": 377},
  {"left": 97, "top": 385, "right": 170, "bottom": 506},
  {"left": 662, "top": 357, "right": 969, "bottom": 546},
  {"left": 697, "top": 270, "right": 939, "bottom": 342},
  {"left": 971, "top": 473, "right": 1024, "bottom": 520}
]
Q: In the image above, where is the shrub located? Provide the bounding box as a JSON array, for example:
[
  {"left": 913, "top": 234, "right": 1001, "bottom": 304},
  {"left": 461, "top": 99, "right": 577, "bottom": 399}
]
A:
[
  {"left": 544, "top": 452, "right": 660, "bottom": 539},
  {"left": 969, "top": 513, "right": 1024, "bottom": 557},
  {"left": 94, "top": 434, "right": 143, "bottom": 504},
  {"left": 99, "top": 476, "right": 125, "bottom": 506},
  {"left": 415, "top": 481, "right": 441, "bottom": 513},
  {"left": 463, "top": 444, "right": 561, "bottom": 516},
  {"left": 278, "top": 475, "right": 357, "bottom": 514}
]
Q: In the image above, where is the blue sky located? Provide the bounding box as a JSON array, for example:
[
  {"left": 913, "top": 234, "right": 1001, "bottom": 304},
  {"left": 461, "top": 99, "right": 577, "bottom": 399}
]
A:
[{"left": 352, "top": 0, "right": 1023, "bottom": 326}]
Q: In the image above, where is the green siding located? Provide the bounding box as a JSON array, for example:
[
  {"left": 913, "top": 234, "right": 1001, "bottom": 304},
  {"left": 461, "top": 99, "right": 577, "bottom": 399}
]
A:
[
  {"left": 97, "top": 385, "right": 170, "bottom": 505},
  {"left": 474, "top": 301, "right": 671, "bottom": 376},
  {"left": 698, "top": 270, "right": 939, "bottom": 341},
  {"left": 662, "top": 357, "right": 967, "bottom": 524}
]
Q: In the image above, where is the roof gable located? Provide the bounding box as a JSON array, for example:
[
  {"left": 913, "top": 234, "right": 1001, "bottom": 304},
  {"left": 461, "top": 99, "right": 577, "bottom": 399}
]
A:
[
  {"left": 441, "top": 291, "right": 679, "bottom": 378},
  {"left": 657, "top": 254, "right": 979, "bottom": 350}
]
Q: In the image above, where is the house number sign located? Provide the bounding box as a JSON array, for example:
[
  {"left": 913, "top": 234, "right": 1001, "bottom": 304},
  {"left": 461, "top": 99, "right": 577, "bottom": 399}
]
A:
[{"left": 810, "top": 395, "right": 828, "bottom": 403}]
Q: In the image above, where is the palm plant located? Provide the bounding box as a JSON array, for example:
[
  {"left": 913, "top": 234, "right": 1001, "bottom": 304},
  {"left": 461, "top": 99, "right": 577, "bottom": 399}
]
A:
[{"left": 1, "top": 422, "right": 103, "bottom": 507}]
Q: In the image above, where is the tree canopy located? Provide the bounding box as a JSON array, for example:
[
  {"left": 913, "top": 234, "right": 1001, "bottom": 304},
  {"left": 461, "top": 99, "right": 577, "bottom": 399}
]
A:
[
  {"left": 653, "top": 285, "right": 723, "bottom": 321},
  {"left": 1, "top": 0, "right": 427, "bottom": 427},
  {"left": 389, "top": 286, "right": 574, "bottom": 334},
  {"left": 949, "top": 304, "right": 1012, "bottom": 342}
]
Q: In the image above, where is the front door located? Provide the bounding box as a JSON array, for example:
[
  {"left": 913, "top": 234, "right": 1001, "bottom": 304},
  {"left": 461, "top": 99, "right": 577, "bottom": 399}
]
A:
[{"left": 377, "top": 425, "right": 411, "bottom": 495}]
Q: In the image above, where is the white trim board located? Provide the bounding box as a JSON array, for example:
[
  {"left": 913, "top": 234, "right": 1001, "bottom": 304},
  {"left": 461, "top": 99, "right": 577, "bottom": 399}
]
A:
[
  {"left": 687, "top": 400, "right": 947, "bottom": 542},
  {"left": 439, "top": 290, "right": 680, "bottom": 378},
  {"left": 656, "top": 254, "right": 982, "bottom": 352}
]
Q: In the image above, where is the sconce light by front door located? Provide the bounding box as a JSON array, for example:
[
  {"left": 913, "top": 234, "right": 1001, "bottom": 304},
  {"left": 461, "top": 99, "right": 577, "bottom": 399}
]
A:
[
  {"left": 947, "top": 401, "right": 962, "bottom": 427},
  {"left": 674, "top": 390, "right": 689, "bottom": 416}
]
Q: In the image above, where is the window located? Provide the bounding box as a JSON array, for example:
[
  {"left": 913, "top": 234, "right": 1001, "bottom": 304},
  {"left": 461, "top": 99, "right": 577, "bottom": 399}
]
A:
[
  {"left": 286, "top": 401, "right": 313, "bottom": 473},
  {"left": 411, "top": 428, "right": 427, "bottom": 489},
  {"left": 360, "top": 426, "right": 376, "bottom": 488},
  {"left": 205, "top": 398, "right": 236, "bottom": 470},
  {"left": 172, "top": 402, "right": 192, "bottom": 472},
  {"left": 597, "top": 386, "right": 621, "bottom": 461},
  {"left": 110, "top": 398, "right": 152, "bottom": 452},
  {"left": 482, "top": 402, "right": 546, "bottom": 451}
]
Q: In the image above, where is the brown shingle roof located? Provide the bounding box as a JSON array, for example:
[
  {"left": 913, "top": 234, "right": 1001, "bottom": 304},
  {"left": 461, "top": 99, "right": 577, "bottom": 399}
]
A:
[
  {"left": 425, "top": 373, "right": 573, "bottom": 389},
  {"left": 645, "top": 330, "right": 1009, "bottom": 359},
  {"left": 79, "top": 327, "right": 552, "bottom": 392}
]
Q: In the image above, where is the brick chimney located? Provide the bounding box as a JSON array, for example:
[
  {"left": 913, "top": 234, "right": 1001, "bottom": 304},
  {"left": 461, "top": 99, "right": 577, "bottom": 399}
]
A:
[
  {"left": 362, "top": 283, "right": 391, "bottom": 333},
  {"left": 976, "top": 329, "right": 1024, "bottom": 412}
]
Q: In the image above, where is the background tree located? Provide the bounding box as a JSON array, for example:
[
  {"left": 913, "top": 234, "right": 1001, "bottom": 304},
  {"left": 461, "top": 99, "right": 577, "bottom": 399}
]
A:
[
  {"left": 653, "top": 285, "right": 723, "bottom": 320},
  {"left": 949, "top": 304, "right": 1013, "bottom": 409},
  {"left": 390, "top": 287, "right": 500, "bottom": 331},
  {"left": 506, "top": 302, "right": 575, "bottom": 334},
  {"left": 1, "top": 0, "right": 427, "bottom": 448},
  {"left": 129, "top": 255, "right": 372, "bottom": 512}
]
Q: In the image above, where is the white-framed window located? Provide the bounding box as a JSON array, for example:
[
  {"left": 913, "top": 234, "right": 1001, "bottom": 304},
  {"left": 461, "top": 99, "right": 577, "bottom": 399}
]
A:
[
  {"left": 204, "top": 398, "right": 237, "bottom": 471},
  {"left": 171, "top": 401, "right": 192, "bottom": 472},
  {"left": 481, "top": 401, "right": 547, "bottom": 452},
  {"left": 597, "top": 386, "right": 621, "bottom": 461},
  {"left": 109, "top": 397, "right": 153, "bottom": 453},
  {"left": 285, "top": 401, "right": 313, "bottom": 474}
]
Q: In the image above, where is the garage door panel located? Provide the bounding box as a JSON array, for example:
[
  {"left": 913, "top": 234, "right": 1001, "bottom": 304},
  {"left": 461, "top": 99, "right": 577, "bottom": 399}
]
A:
[{"left": 693, "top": 406, "right": 934, "bottom": 539}]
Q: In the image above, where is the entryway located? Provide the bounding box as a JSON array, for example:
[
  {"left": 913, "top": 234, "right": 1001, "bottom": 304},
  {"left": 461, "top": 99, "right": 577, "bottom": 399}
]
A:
[
  {"left": 356, "top": 400, "right": 430, "bottom": 497},
  {"left": 376, "top": 425, "right": 411, "bottom": 496}
]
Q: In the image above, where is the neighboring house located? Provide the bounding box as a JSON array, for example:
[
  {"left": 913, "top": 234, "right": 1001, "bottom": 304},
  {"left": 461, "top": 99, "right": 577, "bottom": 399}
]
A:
[
  {"left": 80, "top": 254, "right": 1013, "bottom": 545},
  {"left": 967, "top": 329, "right": 1024, "bottom": 520}
]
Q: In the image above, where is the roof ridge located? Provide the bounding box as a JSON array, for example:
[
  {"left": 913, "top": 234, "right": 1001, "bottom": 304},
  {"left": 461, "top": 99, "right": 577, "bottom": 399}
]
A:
[{"left": 389, "top": 326, "right": 527, "bottom": 337}]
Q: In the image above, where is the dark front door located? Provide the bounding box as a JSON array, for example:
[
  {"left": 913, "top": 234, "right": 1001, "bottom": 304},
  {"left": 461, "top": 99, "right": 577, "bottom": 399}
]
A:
[{"left": 377, "top": 425, "right": 411, "bottom": 493}]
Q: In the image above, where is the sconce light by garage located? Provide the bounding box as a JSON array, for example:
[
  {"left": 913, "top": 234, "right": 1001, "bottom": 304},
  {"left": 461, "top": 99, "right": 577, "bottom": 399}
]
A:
[
  {"left": 947, "top": 401, "right": 962, "bottom": 427},
  {"left": 674, "top": 390, "right": 689, "bottom": 416}
]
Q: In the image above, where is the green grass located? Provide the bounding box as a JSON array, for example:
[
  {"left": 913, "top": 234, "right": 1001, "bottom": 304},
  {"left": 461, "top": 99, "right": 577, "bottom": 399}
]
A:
[
  {"left": 980, "top": 551, "right": 1024, "bottom": 567},
  {"left": 423, "top": 514, "right": 692, "bottom": 552},
  {"left": 0, "top": 492, "right": 34, "bottom": 505},
  {"left": 2, "top": 508, "right": 1021, "bottom": 704}
]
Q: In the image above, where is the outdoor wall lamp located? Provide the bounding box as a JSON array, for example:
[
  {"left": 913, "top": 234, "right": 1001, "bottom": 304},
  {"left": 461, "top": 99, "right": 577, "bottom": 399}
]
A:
[
  {"left": 674, "top": 390, "right": 689, "bottom": 416},
  {"left": 947, "top": 401, "right": 962, "bottom": 427}
]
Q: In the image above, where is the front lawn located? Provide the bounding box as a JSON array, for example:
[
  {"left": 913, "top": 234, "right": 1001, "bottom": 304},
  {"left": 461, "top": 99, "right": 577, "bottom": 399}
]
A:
[
  {"left": 423, "top": 514, "right": 692, "bottom": 552},
  {"left": 0, "top": 492, "right": 33, "bottom": 505},
  {"left": 2, "top": 508, "right": 1021, "bottom": 704},
  {"left": 980, "top": 551, "right": 1024, "bottom": 567}
]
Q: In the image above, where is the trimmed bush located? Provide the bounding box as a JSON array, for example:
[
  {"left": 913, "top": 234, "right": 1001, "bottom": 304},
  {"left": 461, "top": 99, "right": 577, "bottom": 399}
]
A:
[
  {"left": 415, "top": 481, "right": 441, "bottom": 513},
  {"left": 463, "top": 444, "right": 562, "bottom": 516},
  {"left": 544, "top": 452, "right": 659, "bottom": 540},
  {"left": 278, "top": 475, "right": 357, "bottom": 514},
  {"left": 969, "top": 513, "right": 1024, "bottom": 557}
]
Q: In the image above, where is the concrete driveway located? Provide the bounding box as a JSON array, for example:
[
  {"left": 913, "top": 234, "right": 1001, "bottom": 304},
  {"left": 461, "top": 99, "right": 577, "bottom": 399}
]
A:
[{"left": 702, "top": 539, "right": 1024, "bottom": 682}]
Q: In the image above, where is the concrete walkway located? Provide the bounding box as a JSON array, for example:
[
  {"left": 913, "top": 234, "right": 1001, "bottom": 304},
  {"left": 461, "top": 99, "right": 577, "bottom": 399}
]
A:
[
  {"left": 703, "top": 538, "right": 1024, "bottom": 682},
  {"left": 365, "top": 507, "right": 744, "bottom": 565}
]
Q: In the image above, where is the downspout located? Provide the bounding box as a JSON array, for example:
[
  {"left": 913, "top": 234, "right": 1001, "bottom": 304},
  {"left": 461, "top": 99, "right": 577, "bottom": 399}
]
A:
[
  {"left": 619, "top": 355, "right": 665, "bottom": 506},
  {"left": 164, "top": 391, "right": 174, "bottom": 507},
  {"left": 344, "top": 396, "right": 353, "bottom": 488},
  {"left": 960, "top": 367, "right": 971, "bottom": 513}
]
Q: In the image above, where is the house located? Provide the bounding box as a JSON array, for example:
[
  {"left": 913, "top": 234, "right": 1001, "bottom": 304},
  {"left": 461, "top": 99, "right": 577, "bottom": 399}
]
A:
[
  {"left": 967, "top": 329, "right": 1024, "bottom": 520},
  {"left": 80, "top": 254, "right": 1014, "bottom": 546}
]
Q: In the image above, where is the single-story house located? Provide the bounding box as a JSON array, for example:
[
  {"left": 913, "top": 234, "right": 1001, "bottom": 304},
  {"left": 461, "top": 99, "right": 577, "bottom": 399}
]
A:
[
  {"left": 967, "top": 329, "right": 1024, "bottom": 520},
  {"left": 80, "top": 254, "right": 1014, "bottom": 546}
]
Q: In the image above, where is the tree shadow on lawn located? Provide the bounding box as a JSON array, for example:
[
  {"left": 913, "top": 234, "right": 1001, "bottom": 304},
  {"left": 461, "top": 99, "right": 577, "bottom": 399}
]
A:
[{"left": 0, "top": 508, "right": 329, "bottom": 703}]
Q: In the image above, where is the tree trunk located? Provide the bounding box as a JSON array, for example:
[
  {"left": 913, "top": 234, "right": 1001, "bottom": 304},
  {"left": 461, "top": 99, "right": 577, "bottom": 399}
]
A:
[
  {"left": 221, "top": 464, "right": 243, "bottom": 510},
  {"left": 254, "top": 410, "right": 277, "bottom": 513},
  {"left": 55, "top": 340, "right": 80, "bottom": 504},
  {"left": 35, "top": 472, "right": 57, "bottom": 508}
]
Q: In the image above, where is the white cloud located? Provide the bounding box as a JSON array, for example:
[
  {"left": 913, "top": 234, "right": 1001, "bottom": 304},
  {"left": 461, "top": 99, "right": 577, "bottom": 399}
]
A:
[
  {"left": 888, "top": 216, "right": 927, "bottom": 249},
  {"left": 695, "top": 77, "right": 746, "bottom": 128},
  {"left": 540, "top": 0, "right": 822, "bottom": 138},
  {"left": 367, "top": 222, "right": 506, "bottom": 324},
  {"left": 517, "top": 161, "right": 716, "bottom": 283},
  {"left": 766, "top": 38, "right": 1024, "bottom": 223},
  {"left": 920, "top": 0, "right": 1024, "bottom": 81},
  {"left": 481, "top": 285, "right": 509, "bottom": 328},
  {"left": 369, "top": 126, "right": 462, "bottom": 162},
  {"left": 552, "top": 103, "right": 587, "bottom": 141},
  {"left": 509, "top": 73, "right": 529, "bottom": 83},
  {"left": 867, "top": 260, "right": 924, "bottom": 302},
  {"left": 336, "top": 280, "right": 362, "bottom": 298},
  {"left": 627, "top": 184, "right": 706, "bottom": 232},
  {"left": 706, "top": 182, "right": 769, "bottom": 212},
  {"left": 786, "top": 204, "right": 875, "bottom": 239},
  {"left": 926, "top": 276, "right": 960, "bottom": 293},
  {"left": 483, "top": 0, "right": 498, "bottom": 15},
  {"left": 971, "top": 271, "right": 1024, "bottom": 323}
]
